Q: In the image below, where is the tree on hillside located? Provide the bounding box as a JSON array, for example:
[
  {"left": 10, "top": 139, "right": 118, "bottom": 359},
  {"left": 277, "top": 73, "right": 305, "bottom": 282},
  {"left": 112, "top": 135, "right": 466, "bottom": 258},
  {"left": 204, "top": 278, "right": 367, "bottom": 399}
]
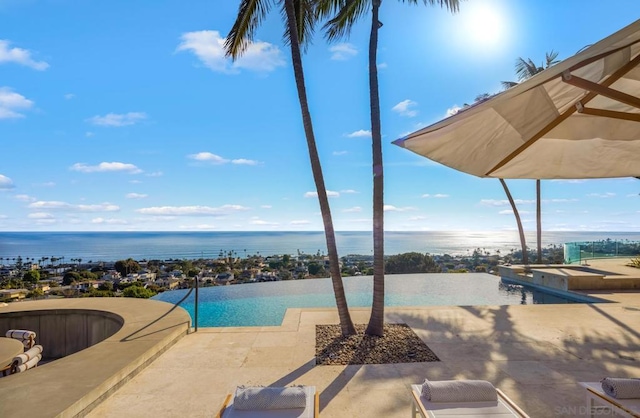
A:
[
  {"left": 114, "top": 258, "right": 141, "bottom": 277},
  {"left": 317, "top": 0, "right": 461, "bottom": 336},
  {"left": 224, "top": 0, "right": 355, "bottom": 335},
  {"left": 385, "top": 252, "right": 440, "bottom": 274},
  {"left": 23, "top": 270, "right": 40, "bottom": 283}
]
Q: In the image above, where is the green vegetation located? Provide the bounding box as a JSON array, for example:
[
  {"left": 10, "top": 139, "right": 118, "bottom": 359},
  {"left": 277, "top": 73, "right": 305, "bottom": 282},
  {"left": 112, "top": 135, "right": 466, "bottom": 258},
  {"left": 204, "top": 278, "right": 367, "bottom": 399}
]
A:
[{"left": 384, "top": 253, "right": 441, "bottom": 274}]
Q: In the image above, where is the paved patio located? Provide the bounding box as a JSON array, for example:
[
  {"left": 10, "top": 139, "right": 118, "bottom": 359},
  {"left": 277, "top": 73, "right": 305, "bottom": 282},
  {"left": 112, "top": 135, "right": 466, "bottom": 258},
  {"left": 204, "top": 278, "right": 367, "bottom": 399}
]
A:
[{"left": 87, "top": 288, "right": 640, "bottom": 417}]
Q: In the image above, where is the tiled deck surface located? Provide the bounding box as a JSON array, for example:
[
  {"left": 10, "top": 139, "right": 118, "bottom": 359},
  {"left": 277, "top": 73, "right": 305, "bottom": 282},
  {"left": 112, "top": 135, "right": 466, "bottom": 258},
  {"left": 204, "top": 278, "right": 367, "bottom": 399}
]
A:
[{"left": 87, "top": 287, "right": 640, "bottom": 418}]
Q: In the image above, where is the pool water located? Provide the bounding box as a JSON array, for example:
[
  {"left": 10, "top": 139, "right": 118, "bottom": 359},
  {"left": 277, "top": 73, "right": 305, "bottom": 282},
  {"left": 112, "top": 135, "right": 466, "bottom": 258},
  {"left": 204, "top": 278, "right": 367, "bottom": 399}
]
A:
[{"left": 151, "top": 273, "right": 593, "bottom": 327}]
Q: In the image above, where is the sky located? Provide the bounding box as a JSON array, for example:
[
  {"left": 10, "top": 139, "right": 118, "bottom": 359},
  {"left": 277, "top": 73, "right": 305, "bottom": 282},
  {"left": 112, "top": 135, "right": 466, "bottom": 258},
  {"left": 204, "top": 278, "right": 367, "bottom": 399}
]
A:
[{"left": 0, "top": 0, "right": 638, "bottom": 233}]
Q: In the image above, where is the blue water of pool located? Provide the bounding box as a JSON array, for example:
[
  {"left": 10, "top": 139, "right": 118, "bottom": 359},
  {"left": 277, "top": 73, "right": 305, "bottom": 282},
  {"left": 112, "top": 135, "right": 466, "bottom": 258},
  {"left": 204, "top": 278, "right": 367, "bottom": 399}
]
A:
[{"left": 151, "top": 273, "right": 593, "bottom": 327}]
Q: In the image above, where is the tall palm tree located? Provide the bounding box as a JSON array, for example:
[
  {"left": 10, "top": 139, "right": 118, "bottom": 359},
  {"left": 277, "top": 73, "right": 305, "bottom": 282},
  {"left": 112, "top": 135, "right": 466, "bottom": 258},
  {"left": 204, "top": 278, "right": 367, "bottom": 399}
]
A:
[
  {"left": 318, "top": 0, "right": 461, "bottom": 336},
  {"left": 225, "top": 0, "right": 356, "bottom": 336},
  {"left": 502, "top": 51, "right": 559, "bottom": 264},
  {"left": 499, "top": 179, "right": 528, "bottom": 266}
]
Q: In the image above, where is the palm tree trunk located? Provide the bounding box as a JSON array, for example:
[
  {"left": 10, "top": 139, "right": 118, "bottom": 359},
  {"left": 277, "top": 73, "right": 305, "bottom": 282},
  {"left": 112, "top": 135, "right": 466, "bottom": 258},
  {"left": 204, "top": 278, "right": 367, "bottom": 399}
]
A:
[
  {"left": 499, "top": 179, "right": 529, "bottom": 266},
  {"left": 283, "top": 0, "right": 355, "bottom": 336},
  {"left": 365, "top": 0, "right": 385, "bottom": 337},
  {"left": 536, "top": 179, "right": 542, "bottom": 263}
]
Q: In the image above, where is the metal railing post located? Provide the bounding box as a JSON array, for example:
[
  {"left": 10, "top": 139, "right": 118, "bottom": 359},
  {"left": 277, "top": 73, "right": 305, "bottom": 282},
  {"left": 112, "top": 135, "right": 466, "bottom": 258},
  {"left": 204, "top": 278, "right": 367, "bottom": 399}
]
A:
[{"left": 194, "top": 276, "right": 199, "bottom": 332}]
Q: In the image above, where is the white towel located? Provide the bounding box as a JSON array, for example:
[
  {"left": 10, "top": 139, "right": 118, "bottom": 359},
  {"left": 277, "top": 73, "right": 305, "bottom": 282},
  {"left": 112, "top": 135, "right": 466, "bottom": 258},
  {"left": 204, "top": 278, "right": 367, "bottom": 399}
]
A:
[
  {"left": 5, "top": 330, "right": 36, "bottom": 340},
  {"left": 601, "top": 377, "right": 640, "bottom": 399},
  {"left": 14, "top": 354, "right": 41, "bottom": 373},
  {"left": 421, "top": 379, "right": 498, "bottom": 403},
  {"left": 233, "top": 386, "right": 307, "bottom": 410},
  {"left": 13, "top": 345, "right": 43, "bottom": 366}
]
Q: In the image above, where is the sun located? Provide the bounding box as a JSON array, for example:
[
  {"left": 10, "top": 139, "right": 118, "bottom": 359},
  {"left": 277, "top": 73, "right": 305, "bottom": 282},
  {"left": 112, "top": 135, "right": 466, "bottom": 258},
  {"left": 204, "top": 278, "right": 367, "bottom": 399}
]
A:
[{"left": 459, "top": 2, "right": 506, "bottom": 49}]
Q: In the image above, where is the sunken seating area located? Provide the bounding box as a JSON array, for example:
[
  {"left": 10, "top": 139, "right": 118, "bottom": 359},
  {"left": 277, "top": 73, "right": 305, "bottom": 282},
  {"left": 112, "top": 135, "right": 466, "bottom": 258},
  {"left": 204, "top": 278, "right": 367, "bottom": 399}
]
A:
[{"left": 0, "top": 298, "right": 190, "bottom": 418}]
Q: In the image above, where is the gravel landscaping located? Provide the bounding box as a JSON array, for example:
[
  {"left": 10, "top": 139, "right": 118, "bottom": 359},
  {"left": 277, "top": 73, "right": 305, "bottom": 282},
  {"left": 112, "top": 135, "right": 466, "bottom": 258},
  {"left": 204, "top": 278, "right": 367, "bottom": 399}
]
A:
[{"left": 315, "top": 323, "right": 440, "bottom": 365}]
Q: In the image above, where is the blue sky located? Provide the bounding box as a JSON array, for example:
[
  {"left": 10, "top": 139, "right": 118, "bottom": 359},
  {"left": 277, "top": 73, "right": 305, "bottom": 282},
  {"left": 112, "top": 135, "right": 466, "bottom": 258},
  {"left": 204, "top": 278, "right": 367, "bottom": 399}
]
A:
[{"left": 0, "top": 0, "right": 638, "bottom": 232}]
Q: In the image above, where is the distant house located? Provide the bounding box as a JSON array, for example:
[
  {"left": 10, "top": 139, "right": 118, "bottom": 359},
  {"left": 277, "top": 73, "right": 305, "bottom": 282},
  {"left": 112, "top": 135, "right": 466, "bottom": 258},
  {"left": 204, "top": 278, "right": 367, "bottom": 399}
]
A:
[
  {"left": 215, "top": 272, "right": 234, "bottom": 285},
  {"left": 0, "top": 288, "right": 28, "bottom": 302},
  {"left": 71, "top": 281, "right": 101, "bottom": 292}
]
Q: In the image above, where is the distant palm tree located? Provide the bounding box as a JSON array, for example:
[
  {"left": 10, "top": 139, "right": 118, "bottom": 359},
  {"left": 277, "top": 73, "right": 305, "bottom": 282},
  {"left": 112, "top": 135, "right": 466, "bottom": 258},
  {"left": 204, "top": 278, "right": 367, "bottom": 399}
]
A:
[
  {"left": 225, "top": 0, "right": 355, "bottom": 336},
  {"left": 502, "top": 51, "right": 560, "bottom": 264},
  {"left": 318, "top": 0, "right": 461, "bottom": 336}
]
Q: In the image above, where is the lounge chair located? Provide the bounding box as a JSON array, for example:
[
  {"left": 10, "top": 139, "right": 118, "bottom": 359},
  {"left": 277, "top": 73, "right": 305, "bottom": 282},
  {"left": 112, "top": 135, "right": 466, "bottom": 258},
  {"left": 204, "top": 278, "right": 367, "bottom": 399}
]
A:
[
  {"left": 579, "top": 381, "right": 640, "bottom": 417},
  {"left": 410, "top": 381, "right": 529, "bottom": 418},
  {"left": 216, "top": 386, "right": 318, "bottom": 418},
  {"left": 5, "top": 329, "right": 36, "bottom": 349}
]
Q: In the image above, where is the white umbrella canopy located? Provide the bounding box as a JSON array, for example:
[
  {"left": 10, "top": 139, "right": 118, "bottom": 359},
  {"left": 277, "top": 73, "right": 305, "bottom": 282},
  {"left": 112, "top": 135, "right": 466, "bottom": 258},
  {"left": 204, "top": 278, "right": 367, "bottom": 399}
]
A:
[{"left": 393, "top": 19, "right": 640, "bottom": 180}]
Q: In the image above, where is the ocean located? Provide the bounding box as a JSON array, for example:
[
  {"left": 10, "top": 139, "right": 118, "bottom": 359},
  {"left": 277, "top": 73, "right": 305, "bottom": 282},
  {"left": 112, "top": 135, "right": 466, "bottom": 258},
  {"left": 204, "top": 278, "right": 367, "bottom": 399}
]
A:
[{"left": 1, "top": 230, "right": 639, "bottom": 262}]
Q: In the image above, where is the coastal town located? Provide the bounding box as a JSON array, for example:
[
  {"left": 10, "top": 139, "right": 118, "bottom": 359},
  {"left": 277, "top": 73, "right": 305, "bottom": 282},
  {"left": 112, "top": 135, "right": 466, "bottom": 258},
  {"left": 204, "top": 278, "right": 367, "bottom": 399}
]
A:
[{"left": 0, "top": 245, "right": 566, "bottom": 302}]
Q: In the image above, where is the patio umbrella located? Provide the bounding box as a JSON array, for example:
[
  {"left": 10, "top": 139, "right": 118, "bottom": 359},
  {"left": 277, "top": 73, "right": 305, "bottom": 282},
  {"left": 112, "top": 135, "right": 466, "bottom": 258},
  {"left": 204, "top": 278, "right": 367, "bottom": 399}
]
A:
[
  {"left": 393, "top": 19, "right": 640, "bottom": 180},
  {"left": 393, "top": 19, "right": 640, "bottom": 264}
]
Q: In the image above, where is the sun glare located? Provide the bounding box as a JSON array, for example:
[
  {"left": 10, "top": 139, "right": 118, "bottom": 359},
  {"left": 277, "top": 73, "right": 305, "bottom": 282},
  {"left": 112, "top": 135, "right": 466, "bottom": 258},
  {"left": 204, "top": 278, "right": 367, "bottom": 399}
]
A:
[{"left": 459, "top": 2, "right": 506, "bottom": 50}]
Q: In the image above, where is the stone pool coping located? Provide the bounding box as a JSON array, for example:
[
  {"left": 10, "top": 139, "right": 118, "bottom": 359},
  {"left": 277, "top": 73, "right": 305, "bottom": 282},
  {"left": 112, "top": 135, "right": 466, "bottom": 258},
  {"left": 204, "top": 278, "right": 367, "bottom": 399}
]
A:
[{"left": 0, "top": 298, "right": 191, "bottom": 418}]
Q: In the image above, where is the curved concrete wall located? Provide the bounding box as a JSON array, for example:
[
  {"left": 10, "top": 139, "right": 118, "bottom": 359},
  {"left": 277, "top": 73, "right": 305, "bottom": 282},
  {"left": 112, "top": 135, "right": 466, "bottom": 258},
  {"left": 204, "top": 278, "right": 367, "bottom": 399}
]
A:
[
  {"left": 0, "top": 298, "right": 190, "bottom": 418},
  {"left": 0, "top": 309, "right": 123, "bottom": 359}
]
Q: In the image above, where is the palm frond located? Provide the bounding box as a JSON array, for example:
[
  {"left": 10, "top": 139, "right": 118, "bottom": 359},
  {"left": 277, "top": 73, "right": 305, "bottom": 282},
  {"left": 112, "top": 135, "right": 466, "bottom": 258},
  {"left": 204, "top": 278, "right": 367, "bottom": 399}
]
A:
[
  {"left": 419, "top": 0, "right": 461, "bottom": 14},
  {"left": 224, "top": 0, "right": 274, "bottom": 59},
  {"left": 281, "top": 0, "right": 317, "bottom": 51},
  {"left": 515, "top": 57, "right": 541, "bottom": 81},
  {"left": 501, "top": 80, "right": 518, "bottom": 90},
  {"left": 320, "top": 0, "right": 369, "bottom": 42},
  {"left": 545, "top": 50, "right": 560, "bottom": 68}
]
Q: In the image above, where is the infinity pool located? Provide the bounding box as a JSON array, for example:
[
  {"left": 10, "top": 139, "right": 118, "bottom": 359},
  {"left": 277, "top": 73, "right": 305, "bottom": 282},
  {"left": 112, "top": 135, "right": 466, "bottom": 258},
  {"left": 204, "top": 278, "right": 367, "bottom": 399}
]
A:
[{"left": 152, "top": 273, "right": 595, "bottom": 327}]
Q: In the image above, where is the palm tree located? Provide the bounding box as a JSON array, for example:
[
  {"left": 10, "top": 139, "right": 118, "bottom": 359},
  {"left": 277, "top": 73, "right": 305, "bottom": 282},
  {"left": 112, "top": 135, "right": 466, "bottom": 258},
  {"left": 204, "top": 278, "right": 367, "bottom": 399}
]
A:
[
  {"left": 499, "top": 179, "right": 528, "bottom": 266},
  {"left": 225, "top": 0, "right": 355, "bottom": 336},
  {"left": 502, "top": 51, "right": 560, "bottom": 263},
  {"left": 317, "top": 0, "right": 461, "bottom": 336}
]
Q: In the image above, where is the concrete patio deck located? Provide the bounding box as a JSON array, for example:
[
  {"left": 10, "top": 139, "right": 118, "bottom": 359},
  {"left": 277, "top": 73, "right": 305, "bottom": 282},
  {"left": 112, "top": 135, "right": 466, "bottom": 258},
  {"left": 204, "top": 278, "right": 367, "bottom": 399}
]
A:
[{"left": 87, "top": 289, "right": 640, "bottom": 418}]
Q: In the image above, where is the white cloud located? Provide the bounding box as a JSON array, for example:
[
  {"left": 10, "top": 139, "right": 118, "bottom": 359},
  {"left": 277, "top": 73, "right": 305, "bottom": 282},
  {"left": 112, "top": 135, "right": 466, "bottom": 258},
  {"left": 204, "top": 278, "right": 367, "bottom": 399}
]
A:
[
  {"left": 346, "top": 129, "right": 371, "bottom": 138},
  {"left": 70, "top": 162, "right": 142, "bottom": 174},
  {"left": 85, "top": 132, "right": 95, "bottom": 137},
  {"left": 392, "top": 99, "right": 418, "bottom": 117},
  {"left": 333, "top": 151, "right": 348, "bottom": 156},
  {"left": 446, "top": 105, "right": 461, "bottom": 117},
  {"left": 232, "top": 158, "right": 260, "bottom": 165},
  {"left": 261, "top": 205, "right": 272, "bottom": 209},
  {"left": 409, "top": 215, "right": 427, "bottom": 221},
  {"left": 627, "top": 193, "right": 639, "bottom": 197},
  {"left": 188, "top": 152, "right": 228, "bottom": 164},
  {"left": 377, "top": 62, "right": 388, "bottom": 69},
  {"left": 250, "top": 219, "right": 278, "bottom": 226},
  {"left": 304, "top": 190, "right": 339, "bottom": 198},
  {"left": 479, "top": 199, "right": 535, "bottom": 207},
  {"left": 0, "top": 40, "right": 49, "bottom": 70},
  {"left": 329, "top": 43, "right": 357, "bottom": 60},
  {"left": 28, "top": 212, "right": 53, "bottom": 219},
  {"left": 587, "top": 192, "right": 616, "bottom": 198},
  {"left": 136, "top": 204, "right": 249, "bottom": 216},
  {"left": 0, "top": 87, "right": 34, "bottom": 119},
  {"left": 0, "top": 174, "right": 15, "bottom": 189},
  {"left": 551, "top": 179, "right": 586, "bottom": 184},
  {"left": 176, "top": 30, "right": 285, "bottom": 74},
  {"left": 384, "top": 205, "right": 416, "bottom": 212},
  {"left": 343, "top": 206, "right": 362, "bottom": 213},
  {"left": 91, "top": 217, "right": 128, "bottom": 225},
  {"left": 422, "top": 193, "right": 449, "bottom": 198},
  {"left": 126, "top": 193, "right": 148, "bottom": 199},
  {"left": 87, "top": 112, "right": 147, "bottom": 127},
  {"left": 14, "top": 194, "right": 35, "bottom": 202},
  {"left": 146, "top": 171, "right": 163, "bottom": 177},
  {"left": 340, "top": 189, "right": 358, "bottom": 194},
  {"left": 28, "top": 201, "right": 120, "bottom": 212},
  {"left": 64, "top": 93, "right": 75, "bottom": 100},
  {"left": 290, "top": 220, "right": 310, "bottom": 225}
]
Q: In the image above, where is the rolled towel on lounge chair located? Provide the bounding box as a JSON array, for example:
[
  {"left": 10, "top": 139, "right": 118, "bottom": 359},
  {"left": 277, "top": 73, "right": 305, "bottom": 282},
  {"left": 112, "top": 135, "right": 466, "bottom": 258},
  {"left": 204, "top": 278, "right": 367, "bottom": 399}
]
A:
[
  {"left": 5, "top": 330, "right": 35, "bottom": 340},
  {"left": 13, "top": 345, "right": 43, "bottom": 366},
  {"left": 233, "top": 386, "right": 307, "bottom": 410},
  {"left": 601, "top": 377, "right": 640, "bottom": 399},
  {"left": 421, "top": 379, "right": 498, "bottom": 403},
  {"left": 13, "top": 354, "right": 41, "bottom": 373}
]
